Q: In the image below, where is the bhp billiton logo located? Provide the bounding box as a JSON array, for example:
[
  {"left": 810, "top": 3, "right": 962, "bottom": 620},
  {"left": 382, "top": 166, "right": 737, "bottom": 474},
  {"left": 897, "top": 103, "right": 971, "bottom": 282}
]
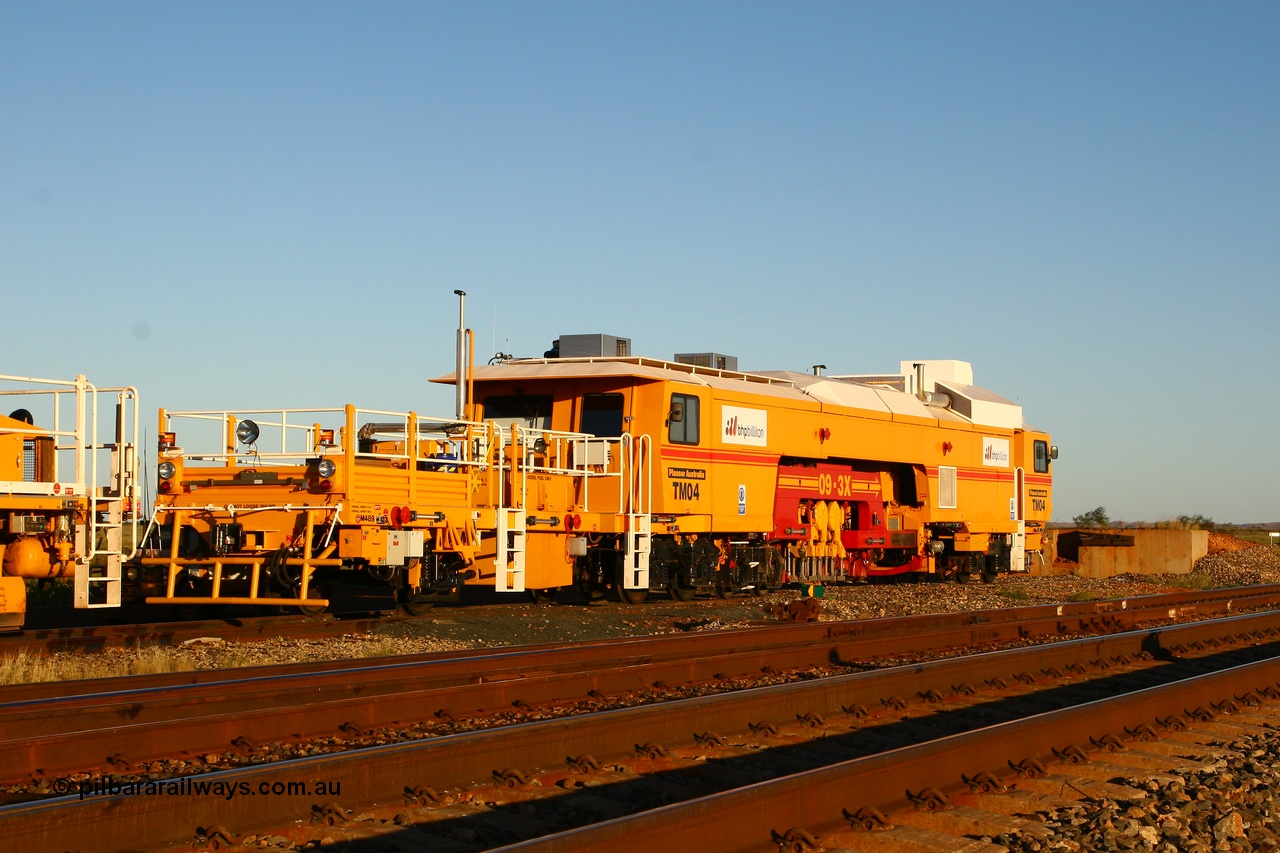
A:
[
  {"left": 981, "top": 437, "right": 1010, "bottom": 467},
  {"left": 722, "top": 406, "right": 767, "bottom": 445}
]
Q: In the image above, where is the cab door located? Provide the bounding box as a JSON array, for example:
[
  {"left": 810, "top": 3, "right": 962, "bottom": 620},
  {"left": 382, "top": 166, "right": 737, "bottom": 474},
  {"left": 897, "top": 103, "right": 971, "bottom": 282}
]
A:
[{"left": 662, "top": 390, "right": 708, "bottom": 517}]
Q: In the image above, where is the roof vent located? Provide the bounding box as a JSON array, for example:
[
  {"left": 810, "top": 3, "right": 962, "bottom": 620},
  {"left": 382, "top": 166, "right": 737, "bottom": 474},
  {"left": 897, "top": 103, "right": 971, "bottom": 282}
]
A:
[
  {"left": 840, "top": 374, "right": 907, "bottom": 392},
  {"left": 546, "top": 334, "right": 632, "bottom": 358},
  {"left": 674, "top": 352, "right": 738, "bottom": 371}
]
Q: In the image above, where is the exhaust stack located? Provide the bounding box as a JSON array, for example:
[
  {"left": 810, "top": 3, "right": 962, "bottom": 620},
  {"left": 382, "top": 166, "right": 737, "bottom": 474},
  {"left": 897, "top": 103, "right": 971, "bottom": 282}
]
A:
[{"left": 454, "top": 290, "right": 467, "bottom": 420}]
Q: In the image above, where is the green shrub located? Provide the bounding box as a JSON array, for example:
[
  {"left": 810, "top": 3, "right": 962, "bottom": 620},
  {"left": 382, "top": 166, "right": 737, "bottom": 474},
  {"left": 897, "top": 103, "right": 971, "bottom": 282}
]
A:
[
  {"left": 1154, "top": 515, "right": 1216, "bottom": 531},
  {"left": 1160, "top": 574, "right": 1215, "bottom": 590},
  {"left": 1072, "top": 507, "right": 1111, "bottom": 528}
]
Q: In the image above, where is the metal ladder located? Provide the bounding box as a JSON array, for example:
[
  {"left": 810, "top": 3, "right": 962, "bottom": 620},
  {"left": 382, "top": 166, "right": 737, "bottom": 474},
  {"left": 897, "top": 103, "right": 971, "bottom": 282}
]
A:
[
  {"left": 622, "top": 512, "right": 651, "bottom": 590},
  {"left": 621, "top": 434, "right": 652, "bottom": 591},
  {"left": 76, "top": 495, "right": 124, "bottom": 608},
  {"left": 494, "top": 425, "right": 528, "bottom": 593},
  {"left": 1011, "top": 521, "right": 1027, "bottom": 573},
  {"left": 495, "top": 506, "right": 527, "bottom": 592}
]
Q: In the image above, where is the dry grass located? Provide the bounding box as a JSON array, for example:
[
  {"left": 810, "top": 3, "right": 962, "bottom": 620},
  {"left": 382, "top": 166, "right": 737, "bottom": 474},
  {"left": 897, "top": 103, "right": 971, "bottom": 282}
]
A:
[
  {"left": 0, "top": 645, "right": 195, "bottom": 685},
  {"left": 1152, "top": 517, "right": 1204, "bottom": 530}
]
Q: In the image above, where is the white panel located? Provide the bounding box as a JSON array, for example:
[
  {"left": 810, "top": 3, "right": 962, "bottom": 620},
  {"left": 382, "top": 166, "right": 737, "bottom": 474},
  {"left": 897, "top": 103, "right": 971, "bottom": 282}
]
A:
[
  {"left": 982, "top": 437, "right": 1011, "bottom": 467},
  {"left": 899, "top": 360, "right": 974, "bottom": 388},
  {"left": 721, "top": 405, "right": 768, "bottom": 446},
  {"left": 796, "top": 380, "right": 893, "bottom": 413}
]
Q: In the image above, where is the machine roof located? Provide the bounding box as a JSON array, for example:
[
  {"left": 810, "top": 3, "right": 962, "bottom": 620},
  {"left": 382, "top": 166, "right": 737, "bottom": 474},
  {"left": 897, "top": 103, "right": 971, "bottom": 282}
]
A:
[
  {"left": 434, "top": 357, "right": 800, "bottom": 395},
  {"left": 436, "top": 357, "right": 1024, "bottom": 429}
]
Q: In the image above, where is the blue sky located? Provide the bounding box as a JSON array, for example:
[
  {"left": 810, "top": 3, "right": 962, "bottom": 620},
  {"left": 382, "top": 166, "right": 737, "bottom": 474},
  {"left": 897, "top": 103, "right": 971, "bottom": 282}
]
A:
[{"left": 3, "top": 2, "right": 1277, "bottom": 523}]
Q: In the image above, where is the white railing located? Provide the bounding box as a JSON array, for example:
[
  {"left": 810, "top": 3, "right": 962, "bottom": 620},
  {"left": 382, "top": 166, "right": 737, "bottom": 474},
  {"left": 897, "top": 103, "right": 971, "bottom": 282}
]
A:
[
  {"left": 505, "top": 425, "right": 624, "bottom": 513},
  {"left": 626, "top": 433, "right": 653, "bottom": 516},
  {"left": 0, "top": 373, "right": 141, "bottom": 570},
  {"left": 1, "top": 373, "right": 88, "bottom": 491},
  {"left": 501, "top": 426, "right": 651, "bottom": 517},
  {"left": 88, "top": 383, "right": 141, "bottom": 565}
]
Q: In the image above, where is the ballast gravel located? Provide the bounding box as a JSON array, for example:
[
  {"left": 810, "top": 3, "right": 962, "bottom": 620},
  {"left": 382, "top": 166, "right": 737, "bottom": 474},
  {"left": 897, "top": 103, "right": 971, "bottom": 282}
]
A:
[
  {"left": 992, "top": 726, "right": 1280, "bottom": 853},
  {"left": 12, "top": 539, "right": 1278, "bottom": 682},
  {"left": 1192, "top": 546, "right": 1280, "bottom": 588},
  {"left": 23, "top": 542, "right": 1276, "bottom": 678},
  {"left": 10, "top": 539, "right": 1280, "bottom": 852}
]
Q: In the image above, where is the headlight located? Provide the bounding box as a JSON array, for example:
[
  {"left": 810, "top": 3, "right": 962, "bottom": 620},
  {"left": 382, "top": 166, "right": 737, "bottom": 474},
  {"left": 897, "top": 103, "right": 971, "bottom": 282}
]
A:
[
  {"left": 157, "top": 461, "right": 176, "bottom": 479},
  {"left": 317, "top": 459, "right": 336, "bottom": 478},
  {"left": 235, "top": 419, "right": 260, "bottom": 446}
]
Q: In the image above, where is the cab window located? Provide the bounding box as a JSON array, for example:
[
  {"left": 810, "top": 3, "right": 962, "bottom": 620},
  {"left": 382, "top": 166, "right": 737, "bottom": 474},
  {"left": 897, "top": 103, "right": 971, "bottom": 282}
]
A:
[
  {"left": 1034, "top": 440, "right": 1050, "bottom": 473},
  {"left": 482, "top": 395, "right": 553, "bottom": 431},
  {"left": 668, "top": 393, "right": 699, "bottom": 445},
  {"left": 579, "top": 393, "right": 625, "bottom": 437}
]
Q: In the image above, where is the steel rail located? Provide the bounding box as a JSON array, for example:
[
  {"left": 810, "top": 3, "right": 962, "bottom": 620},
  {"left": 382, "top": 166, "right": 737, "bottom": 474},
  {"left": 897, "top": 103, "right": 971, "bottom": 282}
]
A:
[
  {"left": 3, "top": 611, "right": 1279, "bottom": 852},
  {"left": 2, "top": 612, "right": 400, "bottom": 656},
  {"left": 3, "top": 588, "right": 1280, "bottom": 784},
  {"left": 6, "top": 581, "right": 1280, "bottom": 660},
  {"left": 494, "top": 652, "right": 1280, "bottom": 852},
  {"left": 5, "top": 581, "right": 1279, "bottom": 704},
  {"left": 3, "top": 590, "right": 1280, "bottom": 783}
]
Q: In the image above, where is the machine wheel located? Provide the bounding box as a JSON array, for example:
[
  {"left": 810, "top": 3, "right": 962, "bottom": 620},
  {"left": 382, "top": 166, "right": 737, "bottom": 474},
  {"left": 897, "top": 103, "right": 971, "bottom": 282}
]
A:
[
  {"left": 668, "top": 576, "right": 698, "bottom": 601},
  {"left": 398, "top": 595, "right": 435, "bottom": 617},
  {"left": 617, "top": 585, "right": 648, "bottom": 605},
  {"left": 713, "top": 578, "right": 736, "bottom": 599},
  {"left": 973, "top": 554, "right": 997, "bottom": 584},
  {"left": 528, "top": 587, "right": 558, "bottom": 606},
  {"left": 954, "top": 568, "right": 971, "bottom": 584},
  {"left": 293, "top": 583, "right": 328, "bottom": 618}
]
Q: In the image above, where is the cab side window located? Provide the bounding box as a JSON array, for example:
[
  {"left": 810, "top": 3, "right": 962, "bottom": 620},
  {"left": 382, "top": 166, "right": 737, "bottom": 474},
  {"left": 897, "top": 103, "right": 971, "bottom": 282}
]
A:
[
  {"left": 580, "top": 393, "right": 625, "bottom": 437},
  {"left": 1034, "top": 440, "right": 1049, "bottom": 474},
  {"left": 668, "top": 393, "right": 699, "bottom": 445}
]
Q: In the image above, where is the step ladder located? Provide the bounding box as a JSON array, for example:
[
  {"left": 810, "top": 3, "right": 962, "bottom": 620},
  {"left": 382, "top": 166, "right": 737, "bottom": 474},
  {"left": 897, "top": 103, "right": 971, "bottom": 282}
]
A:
[
  {"left": 75, "top": 441, "right": 135, "bottom": 609},
  {"left": 620, "top": 433, "right": 652, "bottom": 591},
  {"left": 495, "top": 507, "right": 527, "bottom": 592},
  {"left": 75, "top": 496, "right": 123, "bottom": 608},
  {"left": 622, "top": 513, "right": 651, "bottom": 591},
  {"left": 1011, "top": 521, "right": 1027, "bottom": 573}
]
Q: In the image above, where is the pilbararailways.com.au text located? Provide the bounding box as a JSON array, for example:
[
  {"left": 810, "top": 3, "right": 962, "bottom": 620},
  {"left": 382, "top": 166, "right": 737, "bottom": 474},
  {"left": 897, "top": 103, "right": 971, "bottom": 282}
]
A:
[{"left": 53, "top": 776, "right": 341, "bottom": 801}]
